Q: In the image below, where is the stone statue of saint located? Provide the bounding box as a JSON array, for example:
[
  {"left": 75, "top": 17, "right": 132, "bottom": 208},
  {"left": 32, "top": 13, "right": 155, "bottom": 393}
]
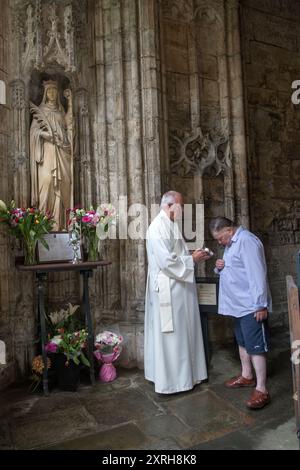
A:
[{"left": 30, "top": 80, "right": 74, "bottom": 230}]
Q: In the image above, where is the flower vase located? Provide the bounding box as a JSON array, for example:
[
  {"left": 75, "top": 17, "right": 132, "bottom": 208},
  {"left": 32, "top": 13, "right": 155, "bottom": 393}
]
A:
[
  {"left": 87, "top": 232, "right": 99, "bottom": 261},
  {"left": 54, "top": 353, "right": 80, "bottom": 391},
  {"left": 94, "top": 350, "right": 121, "bottom": 382},
  {"left": 23, "top": 239, "right": 38, "bottom": 265}
]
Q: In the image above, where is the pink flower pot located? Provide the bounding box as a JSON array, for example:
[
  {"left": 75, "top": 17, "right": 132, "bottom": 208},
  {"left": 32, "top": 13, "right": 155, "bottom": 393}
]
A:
[{"left": 94, "top": 350, "right": 121, "bottom": 383}]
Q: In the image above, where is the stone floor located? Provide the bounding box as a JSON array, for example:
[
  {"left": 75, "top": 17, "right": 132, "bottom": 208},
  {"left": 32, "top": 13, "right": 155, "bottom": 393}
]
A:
[{"left": 0, "top": 330, "right": 299, "bottom": 450}]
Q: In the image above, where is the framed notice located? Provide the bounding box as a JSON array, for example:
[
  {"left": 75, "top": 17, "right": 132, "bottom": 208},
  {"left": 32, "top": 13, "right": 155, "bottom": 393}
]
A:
[
  {"left": 195, "top": 277, "right": 219, "bottom": 313},
  {"left": 37, "top": 232, "right": 82, "bottom": 264}
]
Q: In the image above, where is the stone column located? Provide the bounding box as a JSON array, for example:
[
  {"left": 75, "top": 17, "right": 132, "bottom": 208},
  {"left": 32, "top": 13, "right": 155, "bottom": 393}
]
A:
[
  {"left": 74, "top": 88, "right": 92, "bottom": 207},
  {"left": 89, "top": 0, "right": 165, "bottom": 367},
  {"left": 93, "top": 0, "right": 109, "bottom": 204},
  {"left": 217, "top": 4, "right": 235, "bottom": 221},
  {"left": 139, "top": 0, "right": 163, "bottom": 207},
  {"left": 225, "top": 0, "right": 249, "bottom": 226},
  {"left": 0, "top": 0, "right": 14, "bottom": 385},
  {"left": 10, "top": 79, "right": 30, "bottom": 207}
]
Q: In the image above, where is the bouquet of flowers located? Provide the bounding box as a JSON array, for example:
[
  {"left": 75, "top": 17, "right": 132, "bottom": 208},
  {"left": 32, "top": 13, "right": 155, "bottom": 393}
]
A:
[
  {"left": 0, "top": 200, "right": 54, "bottom": 265},
  {"left": 67, "top": 204, "right": 116, "bottom": 261},
  {"left": 45, "top": 303, "right": 90, "bottom": 367},
  {"left": 45, "top": 329, "right": 90, "bottom": 367},
  {"left": 94, "top": 330, "right": 123, "bottom": 355},
  {"left": 94, "top": 331, "right": 123, "bottom": 382}
]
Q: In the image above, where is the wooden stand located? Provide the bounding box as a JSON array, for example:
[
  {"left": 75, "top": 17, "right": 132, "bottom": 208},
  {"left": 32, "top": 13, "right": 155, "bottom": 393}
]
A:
[
  {"left": 16, "top": 260, "right": 111, "bottom": 396},
  {"left": 195, "top": 276, "right": 219, "bottom": 372}
]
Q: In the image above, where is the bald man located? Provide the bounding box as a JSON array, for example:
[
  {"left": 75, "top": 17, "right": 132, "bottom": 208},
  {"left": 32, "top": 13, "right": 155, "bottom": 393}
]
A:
[{"left": 144, "top": 191, "right": 209, "bottom": 394}]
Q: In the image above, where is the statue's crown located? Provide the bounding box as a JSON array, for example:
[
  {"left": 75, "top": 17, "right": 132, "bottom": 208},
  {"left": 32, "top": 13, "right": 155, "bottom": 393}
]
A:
[{"left": 42, "top": 79, "right": 58, "bottom": 90}]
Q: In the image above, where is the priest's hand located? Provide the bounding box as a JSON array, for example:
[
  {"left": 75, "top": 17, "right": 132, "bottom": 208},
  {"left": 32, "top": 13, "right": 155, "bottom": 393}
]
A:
[
  {"left": 192, "top": 249, "right": 210, "bottom": 263},
  {"left": 215, "top": 259, "right": 225, "bottom": 270}
]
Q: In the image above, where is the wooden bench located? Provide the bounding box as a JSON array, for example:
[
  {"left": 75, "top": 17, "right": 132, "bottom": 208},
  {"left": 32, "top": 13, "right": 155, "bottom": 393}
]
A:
[{"left": 286, "top": 274, "right": 300, "bottom": 448}]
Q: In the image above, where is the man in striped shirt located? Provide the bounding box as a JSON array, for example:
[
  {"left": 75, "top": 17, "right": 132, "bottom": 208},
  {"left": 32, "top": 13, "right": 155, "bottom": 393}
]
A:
[{"left": 210, "top": 217, "right": 272, "bottom": 410}]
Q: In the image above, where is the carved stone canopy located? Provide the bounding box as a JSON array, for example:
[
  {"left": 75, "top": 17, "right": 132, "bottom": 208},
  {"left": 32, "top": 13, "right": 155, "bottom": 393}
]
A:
[{"left": 13, "top": 0, "right": 87, "bottom": 74}]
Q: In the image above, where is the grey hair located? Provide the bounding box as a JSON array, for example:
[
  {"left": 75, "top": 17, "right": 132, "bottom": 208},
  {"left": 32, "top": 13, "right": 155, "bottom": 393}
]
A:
[
  {"left": 160, "top": 191, "right": 181, "bottom": 207},
  {"left": 209, "top": 216, "right": 235, "bottom": 233}
]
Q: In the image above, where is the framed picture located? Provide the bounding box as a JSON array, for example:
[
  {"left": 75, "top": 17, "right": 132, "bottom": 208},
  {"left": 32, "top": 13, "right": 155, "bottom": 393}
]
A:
[{"left": 37, "top": 232, "right": 83, "bottom": 264}]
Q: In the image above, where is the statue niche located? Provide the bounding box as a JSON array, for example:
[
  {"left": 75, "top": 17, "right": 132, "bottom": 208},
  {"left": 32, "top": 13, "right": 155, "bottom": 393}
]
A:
[{"left": 30, "top": 78, "right": 74, "bottom": 230}]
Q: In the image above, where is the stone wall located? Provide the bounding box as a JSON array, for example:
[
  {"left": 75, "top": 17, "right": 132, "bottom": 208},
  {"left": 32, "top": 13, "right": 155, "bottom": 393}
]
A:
[
  {"left": 0, "top": 0, "right": 14, "bottom": 389},
  {"left": 0, "top": 0, "right": 164, "bottom": 382},
  {"left": 1, "top": 0, "right": 300, "bottom": 389},
  {"left": 241, "top": 0, "right": 300, "bottom": 326},
  {"left": 161, "top": 0, "right": 249, "bottom": 345}
]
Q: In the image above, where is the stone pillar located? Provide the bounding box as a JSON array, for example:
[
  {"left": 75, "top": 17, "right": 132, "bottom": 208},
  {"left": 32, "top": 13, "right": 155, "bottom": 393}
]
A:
[
  {"left": 90, "top": 0, "right": 165, "bottom": 366},
  {"left": 0, "top": 0, "right": 15, "bottom": 388},
  {"left": 122, "top": 0, "right": 146, "bottom": 322},
  {"left": 139, "top": 0, "right": 163, "bottom": 207},
  {"left": 217, "top": 4, "right": 235, "bottom": 222},
  {"left": 92, "top": 0, "right": 164, "bottom": 325},
  {"left": 74, "top": 88, "right": 93, "bottom": 207},
  {"left": 10, "top": 79, "right": 30, "bottom": 207},
  {"left": 92, "top": 0, "right": 109, "bottom": 204},
  {"left": 225, "top": 0, "right": 249, "bottom": 226}
]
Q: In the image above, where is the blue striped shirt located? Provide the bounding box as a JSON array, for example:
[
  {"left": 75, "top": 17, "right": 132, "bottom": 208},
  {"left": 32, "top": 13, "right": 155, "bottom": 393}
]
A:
[{"left": 216, "top": 226, "right": 272, "bottom": 318}]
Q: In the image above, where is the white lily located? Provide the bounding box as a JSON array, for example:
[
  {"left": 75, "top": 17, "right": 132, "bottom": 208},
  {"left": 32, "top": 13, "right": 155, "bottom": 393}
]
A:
[{"left": 0, "top": 200, "right": 7, "bottom": 212}]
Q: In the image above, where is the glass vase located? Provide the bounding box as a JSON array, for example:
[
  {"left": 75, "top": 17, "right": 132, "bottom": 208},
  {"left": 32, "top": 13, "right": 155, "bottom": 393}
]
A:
[
  {"left": 87, "top": 231, "right": 99, "bottom": 262},
  {"left": 23, "top": 239, "right": 38, "bottom": 265}
]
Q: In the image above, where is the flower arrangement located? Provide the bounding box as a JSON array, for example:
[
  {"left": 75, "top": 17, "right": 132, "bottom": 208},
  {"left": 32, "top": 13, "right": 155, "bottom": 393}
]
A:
[
  {"left": 45, "top": 329, "right": 90, "bottom": 367},
  {"left": 45, "top": 303, "right": 90, "bottom": 367},
  {"left": 29, "top": 355, "right": 52, "bottom": 392},
  {"left": 0, "top": 200, "right": 54, "bottom": 265},
  {"left": 67, "top": 204, "right": 116, "bottom": 261},
  {"left": 94, "top": 331, "right": 123, "bottom": 382},
  {"left": 94, "top": 330, "right": 123, "bottom": 355}
]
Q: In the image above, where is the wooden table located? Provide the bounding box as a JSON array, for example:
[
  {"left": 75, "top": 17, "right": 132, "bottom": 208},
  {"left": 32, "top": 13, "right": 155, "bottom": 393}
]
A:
[{"left": 16, "top": 260, "right": 111, "bottom": 396}]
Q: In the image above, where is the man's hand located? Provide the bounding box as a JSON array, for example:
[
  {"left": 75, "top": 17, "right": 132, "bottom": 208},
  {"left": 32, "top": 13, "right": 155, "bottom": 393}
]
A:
[
  {"left": 254, "top": 309, "right": 268, "bottom": 322},
  {"left": 192, "top": 249, "right": 210, "bottom": 263},
  {"left": 215, "top": 259, "right": 225, "bottom": 271}
]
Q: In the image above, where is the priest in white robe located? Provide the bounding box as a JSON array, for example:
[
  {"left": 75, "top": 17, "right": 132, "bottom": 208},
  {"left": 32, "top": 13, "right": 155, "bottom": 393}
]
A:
[{"left": 144, "top": 191, "right": 209, "bottom": 394}]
